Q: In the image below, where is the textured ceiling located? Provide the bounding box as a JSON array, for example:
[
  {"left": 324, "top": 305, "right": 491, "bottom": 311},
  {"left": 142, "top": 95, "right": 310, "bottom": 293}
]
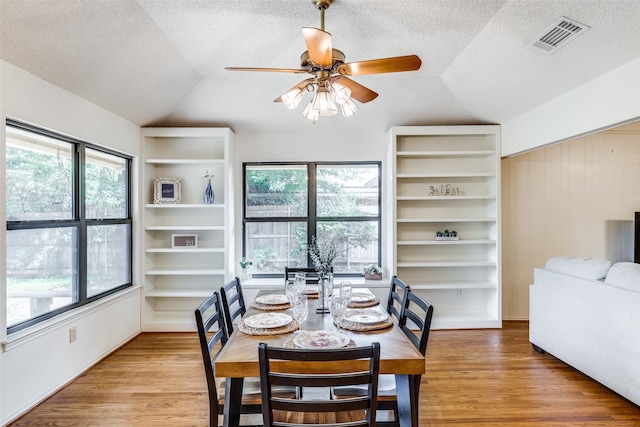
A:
[{"left": 1, "top": 0, "right": 640, "bottom": 133}]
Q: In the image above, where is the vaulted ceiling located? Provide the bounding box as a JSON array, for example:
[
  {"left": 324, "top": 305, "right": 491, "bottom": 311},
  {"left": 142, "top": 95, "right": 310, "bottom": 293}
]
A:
[{"left": 1, "top": 0, "right": 639, "bottom": 133}]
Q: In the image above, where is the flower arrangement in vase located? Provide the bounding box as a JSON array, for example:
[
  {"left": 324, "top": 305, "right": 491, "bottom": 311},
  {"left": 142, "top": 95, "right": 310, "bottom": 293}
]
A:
[
  {"left": 239, "top": 257, "right": 252, "bottom": 281},
  {"left": 308, "top": 236, "right": 337, "bottom": 276},
  {"left": 308, "top": 236, "right": 337, "bottom": 313},
  {"left": 363, "top": 264, "right": 383, "bottom": 280}
]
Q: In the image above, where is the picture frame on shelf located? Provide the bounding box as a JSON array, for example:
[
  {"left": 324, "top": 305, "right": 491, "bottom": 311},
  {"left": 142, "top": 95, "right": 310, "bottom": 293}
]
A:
[
  {"left": 154, "top": 178, "right": 181, "bottom": 204},
  {"left": 172, "top": 234, "right": 198, "bottom": 248}
]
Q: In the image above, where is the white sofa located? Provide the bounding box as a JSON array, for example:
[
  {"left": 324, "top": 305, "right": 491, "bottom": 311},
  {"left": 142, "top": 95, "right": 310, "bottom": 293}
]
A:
[{"left": 530, "top": 256, "right": 640, "bottom": 406}]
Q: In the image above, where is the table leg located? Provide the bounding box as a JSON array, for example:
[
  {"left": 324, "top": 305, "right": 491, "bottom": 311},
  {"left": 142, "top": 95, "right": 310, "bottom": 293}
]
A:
[
  {"left": 223, "top": 377, "right": 244, "bottom": 427},
  {"left": 395, "top": 374, "right": 418, "bottom": 427}
]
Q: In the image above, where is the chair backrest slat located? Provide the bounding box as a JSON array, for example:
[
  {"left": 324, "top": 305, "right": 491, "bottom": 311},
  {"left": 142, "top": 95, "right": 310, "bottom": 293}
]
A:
[
  {"left": 259, "top": 342, "right": 380, "bottom": 427},
  {"left": 386, "top": 275, "right": 410, "bottom": 323},
  {"left": 399, "top": 291, "right": 434, "bottom": 356},
  {"left": 195, "top": 291, "right": 228, "bottom": 426},
  {"left": 284, "top": 266, "right": 333, "bottom": 286},
  {"left": 219, "top": 277, "right": 247, "bottom": 335}
]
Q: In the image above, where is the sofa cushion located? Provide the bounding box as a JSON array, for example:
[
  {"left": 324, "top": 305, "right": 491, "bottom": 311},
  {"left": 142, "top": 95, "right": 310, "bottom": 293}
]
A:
[
  {"left": 544, "top": 256, "right": 611, "bottom": 281},
  {"left": 604, "top": 262, "right": 640, "bottom": 292}
]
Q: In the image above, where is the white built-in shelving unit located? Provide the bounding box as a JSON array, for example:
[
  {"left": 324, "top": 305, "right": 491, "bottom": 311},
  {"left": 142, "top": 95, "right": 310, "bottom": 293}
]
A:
[
  {"left": 142, "top": 127, "right": 234, "bottom": 331},
  {"left": 387, "top": 126, "right": 501, "bottom": 329}
]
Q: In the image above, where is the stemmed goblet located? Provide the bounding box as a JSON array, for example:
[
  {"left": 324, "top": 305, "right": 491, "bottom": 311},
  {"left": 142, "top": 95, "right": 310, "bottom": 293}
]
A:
[
  {"left": 294, "top": 272, "right": 306, "bottom": 294},
  {"left": 292, "top": 294, "right": 308, "bottom": 334},
  {"left": 285, "top": 280, "right": 297, "bottom": 304}
]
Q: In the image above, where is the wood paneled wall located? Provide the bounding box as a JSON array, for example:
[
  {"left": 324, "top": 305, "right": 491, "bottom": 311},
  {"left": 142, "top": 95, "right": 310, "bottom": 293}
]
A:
[{"left": 501, "top": 121, "right": 640, "bottom": 320}]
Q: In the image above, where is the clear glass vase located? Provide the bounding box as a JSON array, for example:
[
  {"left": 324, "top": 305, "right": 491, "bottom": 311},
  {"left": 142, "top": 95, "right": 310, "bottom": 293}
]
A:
[{"left": 316, "top": 271, "right": 333, "bottom": 313}]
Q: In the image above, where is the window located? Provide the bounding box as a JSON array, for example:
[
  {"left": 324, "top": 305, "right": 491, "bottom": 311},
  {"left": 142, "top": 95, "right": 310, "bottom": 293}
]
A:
[
  {"left": 5, "top": 119, "right": 132, "bottom": 333},
  {"left": 243, "top": 162, "right": 381, "bottom": 276}
]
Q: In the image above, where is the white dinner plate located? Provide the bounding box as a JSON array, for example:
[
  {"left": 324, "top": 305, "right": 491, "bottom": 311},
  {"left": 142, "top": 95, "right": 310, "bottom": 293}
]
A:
[
  {"left": 344, "top": 309, "right": 388, "bottom": 325},
  {"left": 350, "top": 290, "right": 376, "bottom": 303},
  {"left": 243, "top": 312, "right": 292, "bottom": 329},
  {"left": 293, "top": 330, "right": 350, "bottom": 349},
  {"left": 255, "top": 294, "right": 289, "bottom": 305},
  {"left": 301, "top": 286, "right": 319, "bottom": 295}
]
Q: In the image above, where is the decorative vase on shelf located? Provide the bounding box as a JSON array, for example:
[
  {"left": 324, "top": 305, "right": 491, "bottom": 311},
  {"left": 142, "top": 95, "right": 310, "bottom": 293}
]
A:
[{"left": 203, "top": 179, "right": 215, "bottom": 204}]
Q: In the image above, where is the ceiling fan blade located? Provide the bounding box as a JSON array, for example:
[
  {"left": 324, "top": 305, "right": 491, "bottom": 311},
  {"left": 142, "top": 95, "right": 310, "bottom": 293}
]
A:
[
  {"left": 225, "top": 67, "right": 308, "bottom": 74},
  {"left": 332, "top": 76, "right": 378, "bottom": 103},
  {"left": 302, "top": 27, "right": 333, "bottom": 66},
  {"left": 338, "top": 55, "right": 422, "bottom": 76},
  {"left": 274, "top": 78, "right": 314, "bottom": 102}
]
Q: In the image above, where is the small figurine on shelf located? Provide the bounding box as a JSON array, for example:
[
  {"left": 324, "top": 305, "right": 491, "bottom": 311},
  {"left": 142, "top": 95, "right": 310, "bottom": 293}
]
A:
[
  {"left": 203, "top": 170, "right": 215, "bottom": 204},
  {"left": 239, "top": 257, "right": 253, "bottom": 281}
]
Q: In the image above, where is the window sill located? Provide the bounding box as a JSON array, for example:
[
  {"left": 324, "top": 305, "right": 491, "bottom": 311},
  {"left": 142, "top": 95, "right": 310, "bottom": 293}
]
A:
[{"left": 2, "top": 286, "right": 142, "bottom": 352}]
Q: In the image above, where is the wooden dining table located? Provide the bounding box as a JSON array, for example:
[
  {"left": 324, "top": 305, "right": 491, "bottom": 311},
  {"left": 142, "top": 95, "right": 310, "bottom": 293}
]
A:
[{"left": 214, "top": 289, "right": 425, "bottom": 427}]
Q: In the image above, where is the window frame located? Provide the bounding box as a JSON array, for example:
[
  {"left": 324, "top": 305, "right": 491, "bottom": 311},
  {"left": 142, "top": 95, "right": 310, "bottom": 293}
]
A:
[
  {"left": 242, "top": 161, "right": 382, "bottom": 278},
  {"left": 5, "top": 119, "right": 133, "bottom": 334}
]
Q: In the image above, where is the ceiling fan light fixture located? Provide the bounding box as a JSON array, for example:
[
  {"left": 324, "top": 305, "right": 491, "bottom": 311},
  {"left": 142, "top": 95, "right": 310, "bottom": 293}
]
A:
[
  {"left": 340, "top": 97, "right": 359, "bottom": 118},
  {"left": 330, "top": 82, "right": 351, "bottom": 105},
  {"left": 281, "top": 86, "right": 306, "bottom": 110},
  {"left": 302, "top": 100, "right": 319, "bottom": 124},
  {"left": 225, "top": 0, "right": 421, "bottom": 124},
  {"left": 310, "top": 86, "right": 338, "bottom": 116}
]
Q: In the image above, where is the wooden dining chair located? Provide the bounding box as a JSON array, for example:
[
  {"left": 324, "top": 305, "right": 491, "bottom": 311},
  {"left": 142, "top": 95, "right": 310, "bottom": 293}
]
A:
[
  {"left": 259, "top": 342, "right": 381, "bottom": 427},
  {"left": 219, "top": 276, "right": 247, "bottom": 335},
  {"left": 334, "top": 291, "right": 434, "bottom": 426},
  {"left": 195, "top": 291, "right": 262, "bottom": 427},
  {"left": 386, "top": 275, "right": 410, "bottom": 323}
]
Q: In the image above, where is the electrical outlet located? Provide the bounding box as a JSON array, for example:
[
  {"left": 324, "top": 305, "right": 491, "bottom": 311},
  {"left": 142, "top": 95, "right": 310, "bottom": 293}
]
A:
[
  {"left": 457, "top": 288, "right": 463, "bottom": 296},
  {"left": 69, "top": 326, "right": 77, "bottom": 343}
]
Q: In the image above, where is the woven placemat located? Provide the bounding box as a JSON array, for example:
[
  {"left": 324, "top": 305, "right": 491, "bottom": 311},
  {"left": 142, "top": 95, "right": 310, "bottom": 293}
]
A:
[
  {"left": 239, "top": 319, "right": 300, "bottom": 336},
  {"left": 348, "top": 298, "right": 380, "bottom": 308},
  {"left": 337, "top": 316, "right": 393, "bottom": 332},
  {"left": 282, "top": 334, "right": 356, "bottom": 349},
  {"left": 250, "top": 301, "right": 291, "bottom": 311}
]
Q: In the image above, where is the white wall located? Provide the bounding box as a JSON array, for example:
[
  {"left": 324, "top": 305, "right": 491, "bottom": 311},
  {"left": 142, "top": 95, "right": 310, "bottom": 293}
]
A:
[
  {"left": 0, "top": 61, "right": 142, "bottom": 425},
  {"left": 502, "top": 57, "right": 640, "bottom": 157},
  {"left": 501, "top": 122, "right": 640, "bottom": 320}
]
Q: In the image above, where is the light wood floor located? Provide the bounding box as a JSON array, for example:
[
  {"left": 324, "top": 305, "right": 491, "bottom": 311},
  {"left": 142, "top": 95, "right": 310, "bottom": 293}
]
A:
[{"left": 7, "top": 321, "right": 640, "bottom": 426}]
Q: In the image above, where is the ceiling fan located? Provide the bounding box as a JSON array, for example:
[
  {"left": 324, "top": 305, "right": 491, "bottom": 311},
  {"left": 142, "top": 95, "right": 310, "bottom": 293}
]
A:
[{"left": 225, "top": 0, "right": 422, "bottom": 123}]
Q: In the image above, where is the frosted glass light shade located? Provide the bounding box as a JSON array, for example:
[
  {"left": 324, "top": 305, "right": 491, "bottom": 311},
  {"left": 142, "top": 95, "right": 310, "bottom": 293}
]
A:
[
  {"left": 311, "top": 87, "right": 338, "bottom": 116},
  {"left": 303, "top": 101, "right": 319, "bottom": 124},
  {"left": 340, "top": 98, "right": 359, "bottom": 117},
  {"left": 281, "top": 87, "right": 305, "bottom": 110},
  {"left": 331, "top": 82, "right": 352, "bottom": 105}
]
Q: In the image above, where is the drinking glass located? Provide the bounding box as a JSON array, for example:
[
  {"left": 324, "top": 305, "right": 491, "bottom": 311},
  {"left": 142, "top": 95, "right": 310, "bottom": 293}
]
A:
[
  {"left": 330, "top": 295, "right": 347, "bottom": 330},
  {"left": 340, "top": 281, "right": 352, "bottom": 304},
  {"left": 292, "top": 294, "right": 308, "bottom": 333}
]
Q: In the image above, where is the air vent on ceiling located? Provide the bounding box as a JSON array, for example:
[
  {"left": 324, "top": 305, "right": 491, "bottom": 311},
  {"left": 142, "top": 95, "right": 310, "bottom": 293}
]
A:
[{"left": 530, "top": 16, "right": 590, "bottom": 54}]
